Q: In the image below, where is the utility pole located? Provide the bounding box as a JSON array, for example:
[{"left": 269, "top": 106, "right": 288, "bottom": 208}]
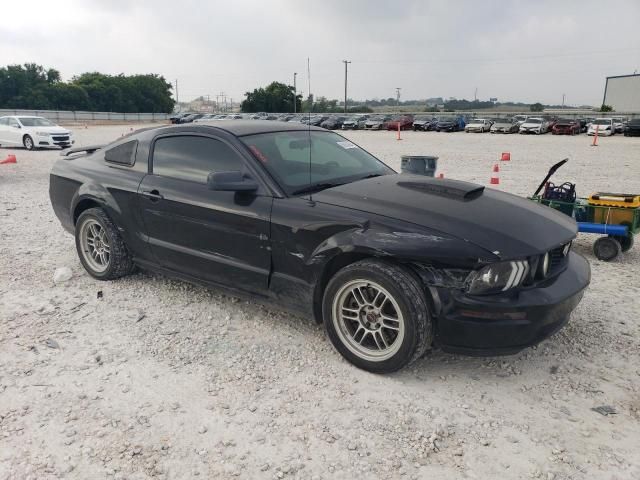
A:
[
  {"left": 562, "top": 93, "right": 565, "bottom": 109},
  {"left": 293, "top": 72, "right": 297, "bottom": 114},
  {"left": 474, "top": 87, "right": 478, "bottom": 101},
  {"left": 219, "top": 92, "right": 226, "bottom": 112},
  {"left": 396, "top": 87, "right": 401, "bottom": 108},
  {"left": 175, "top": 79, "right": 179, "bottom": 106},
  {"left": 343, "top": 60, "right": 351, "bottom": 114}
]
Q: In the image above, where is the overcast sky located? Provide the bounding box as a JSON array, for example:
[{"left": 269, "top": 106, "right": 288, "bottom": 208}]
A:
[{"left": 2, "top": 0, "right": 639, "bottom": 106}]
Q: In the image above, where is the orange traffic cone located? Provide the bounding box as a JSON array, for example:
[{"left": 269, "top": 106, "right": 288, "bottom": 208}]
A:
[
  {"left": 591, "top": 125, "right": 599, "bottom": 147},
  {"left": 396, "top": 122, "right": 402, "bottom": 141},
  {"left": 501, "top": 152, "right": 511, "bottom": 161},
  {"left": 490, "top": 165, "right": 500, "bottom": 185},
  {"left": 1, "top": 154, "right": 17, "bottom": 164}
]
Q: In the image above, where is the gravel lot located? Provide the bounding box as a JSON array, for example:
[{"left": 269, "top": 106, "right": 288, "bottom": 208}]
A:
[{"left": 1, "top": 124, "right": 639, "bottom": 480}]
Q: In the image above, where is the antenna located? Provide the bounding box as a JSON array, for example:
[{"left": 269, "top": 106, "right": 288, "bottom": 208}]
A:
[{"left": 307, "top": 57, "right": 312, "bottom": 200}]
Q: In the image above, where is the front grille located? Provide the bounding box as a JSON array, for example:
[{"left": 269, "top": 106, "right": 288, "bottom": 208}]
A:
[
  {"left": 52, "top": 136, "right": 70, "bottom": 142},
  {"left": 549, "top": 243, "right": 570, "bottom": 272}
]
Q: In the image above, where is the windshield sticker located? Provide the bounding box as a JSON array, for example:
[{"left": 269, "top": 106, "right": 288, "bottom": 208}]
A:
[{"left": 337, "top": 141, "right": 358, "bottom": 150}]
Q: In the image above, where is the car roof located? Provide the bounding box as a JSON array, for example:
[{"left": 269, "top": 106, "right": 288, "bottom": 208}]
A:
[{"left": 154, "top": 120, "right": 326, "bottom": 137}]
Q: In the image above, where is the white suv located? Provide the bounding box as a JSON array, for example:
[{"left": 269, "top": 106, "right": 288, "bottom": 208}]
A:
[{"left": 0, "top": 116, "right": 74, "bottom": 150}]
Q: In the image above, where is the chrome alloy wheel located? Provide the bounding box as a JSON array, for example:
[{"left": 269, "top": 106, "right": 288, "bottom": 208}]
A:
[
  {"left": 79, "top": 218, "right": 110, "bottom": 273},
  {"left": 332, "top": 279, "right": 405, "bottom": 362}
]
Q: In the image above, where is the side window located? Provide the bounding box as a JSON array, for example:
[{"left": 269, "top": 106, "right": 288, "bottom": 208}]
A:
[
  {"left": 0, "top": 118, "right": 8, "bottom": 126},
  {"left": 152, "top": 135, "right": 241, "bottom": 183},
  {"left": 105, "top": 140, "right": 137, "bottom": 166},
  {"left": 8, "top": 118, "right": 20, "bottom": 127}
]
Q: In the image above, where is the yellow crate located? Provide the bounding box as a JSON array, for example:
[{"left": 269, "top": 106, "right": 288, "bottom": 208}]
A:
[
  {"left": 588, "top": 193, "right": 640, "bottom": 208},
  {"left": 588, "top": 193, "right": 640, "bottom": 225}
]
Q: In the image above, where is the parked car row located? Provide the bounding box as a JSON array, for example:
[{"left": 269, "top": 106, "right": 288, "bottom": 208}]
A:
[{"left": 169, "top": 111, "right": 639, "bottom": 137}]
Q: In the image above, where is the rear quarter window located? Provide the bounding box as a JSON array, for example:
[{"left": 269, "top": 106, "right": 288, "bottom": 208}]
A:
[{"left": 105, "top": 140, "right": 138, "bottom": 166}]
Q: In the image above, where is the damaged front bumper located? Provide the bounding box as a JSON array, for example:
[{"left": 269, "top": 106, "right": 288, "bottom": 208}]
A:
[{"left": 422, "top": 252, "right": 590, "bottom": 355}]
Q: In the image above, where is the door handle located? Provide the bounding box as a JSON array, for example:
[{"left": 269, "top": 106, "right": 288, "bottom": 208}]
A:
[{"left": 142, "top": 189, "right": 163, "bottom": 202}]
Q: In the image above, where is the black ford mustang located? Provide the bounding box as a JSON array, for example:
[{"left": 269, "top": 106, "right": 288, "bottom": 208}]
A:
[{"left": 49, "top": 121, "right": 590, "bottom": 373}]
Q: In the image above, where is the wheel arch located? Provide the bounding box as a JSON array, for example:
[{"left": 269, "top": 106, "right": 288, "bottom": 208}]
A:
[{"left": 73, "top": 197, "right": 103, "bottom": 225}]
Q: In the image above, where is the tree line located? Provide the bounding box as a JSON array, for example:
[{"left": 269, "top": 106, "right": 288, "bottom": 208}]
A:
[
  {"left": 0, "top": 63, "right": 175, "bottom": 113},
  {"left": 240, "top": 81, "right": 572, "bottom": 114}
]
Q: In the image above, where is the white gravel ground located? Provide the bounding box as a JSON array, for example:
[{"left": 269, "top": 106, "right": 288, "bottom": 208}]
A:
[{"left": 1, "top": 124, "right": 639, "bottom": 480}]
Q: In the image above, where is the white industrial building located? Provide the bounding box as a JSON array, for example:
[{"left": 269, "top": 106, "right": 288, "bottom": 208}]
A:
[{"left": 602, "top": 74, "right": 640, "bottom": 111}]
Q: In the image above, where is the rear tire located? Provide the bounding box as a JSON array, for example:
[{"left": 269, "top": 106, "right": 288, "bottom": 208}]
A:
[
  {"left": 75, "top": 208, "right": 135, "bottom": 280},
  {"left": 609, "top": 232, "right": 633, "bottom": 252},
  {"left": 322, "top": 259, "right": 432, "bottom": 373},
  {"left": 593, "top": 236, "right": 621, "bottom": 261}
]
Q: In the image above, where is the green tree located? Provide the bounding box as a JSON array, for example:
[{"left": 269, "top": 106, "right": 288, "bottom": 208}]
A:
[
  {"left": 530, "top": 102, "right": 545, "bottom": 112},
  {"left": 600, "top": 104, "right": 613, "bottom": 112},
  {"left": 241, "top": 81, "right": 301, "bottom": 113},
  {"left": 0, "top": 64, "right": 175, "bottom": 112},
  {"left": 49, "top": 83, "right": 90, "bottom": 110}
]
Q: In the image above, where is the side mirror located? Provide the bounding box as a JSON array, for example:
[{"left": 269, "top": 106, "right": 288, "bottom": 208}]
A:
[
  {"left": 12, "top": 124, "right": 21, "bottom": 129},
  {"left": 207, "top": 171, "right": 258, "bottom": 192}
]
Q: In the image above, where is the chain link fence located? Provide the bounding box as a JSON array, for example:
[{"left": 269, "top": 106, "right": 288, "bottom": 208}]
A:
[{"left": 0, "top": 109, "right": 169, "bottom": 124}]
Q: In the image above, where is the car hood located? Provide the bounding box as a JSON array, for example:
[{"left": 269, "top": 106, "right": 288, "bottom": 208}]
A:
[
  {"left": 521, "top": 122, "right": 541, "bottom": 128},
  {"left": 312, "top": 175, "right": 577, "bottom": 259},
  {"left": 28, "top": 125, "right": 70, "bottom": 134}
]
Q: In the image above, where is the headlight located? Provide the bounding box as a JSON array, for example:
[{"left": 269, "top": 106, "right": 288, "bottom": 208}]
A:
[
  {"left": 537, "top": 252, "right": 550, "bottom": 279},
  {"left": 466, "top": 260, "right": 529, "bottom": 295},
  {"left": 36, "top": 131, "right": 50, "bottom": 136}
]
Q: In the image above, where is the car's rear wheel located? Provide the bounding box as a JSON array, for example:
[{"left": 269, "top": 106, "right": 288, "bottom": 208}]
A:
[
  {"left": 75, "top": 208, "right": 134, "bottom": 280},
  {"left": 323, "top": 259, "right": 432, "bottom": 373},
  {"left": 23, "top": 135, "right": 35, "bottom": 150}
]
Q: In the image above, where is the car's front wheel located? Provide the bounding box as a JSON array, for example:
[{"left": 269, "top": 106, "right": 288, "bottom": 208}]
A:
[
  {"left": 323, "top": 259, "right": 432, "bottom": 373},
  {"left": 75, "top": 208, "right": 134, "bottom": 280},
  {"left": 23, "top": 135, "right": 35, "bottom": 150}
]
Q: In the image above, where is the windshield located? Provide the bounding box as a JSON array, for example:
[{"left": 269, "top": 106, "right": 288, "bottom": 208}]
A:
[
  {"left": 526, "top": 118, "right": 542, "bottom": 124},
  {"left": 593, "top": 119, "right": 612, "bottom": 125},
  {"left": 18, "top": 117, "right": 55, "bottom": 127},
  {"left": 439, "top": 117, "right": 456, "bottom": 122},
  {"left": 470, "top": 119, "right": 485, "bottom": 123},
  {"left": 241, "top": 131, "right": 394, "bottom": 195}
]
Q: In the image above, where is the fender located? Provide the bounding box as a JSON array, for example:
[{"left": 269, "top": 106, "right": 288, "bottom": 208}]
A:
[{"left": 303, "top": 222, "right": 499, "bottom": 322}]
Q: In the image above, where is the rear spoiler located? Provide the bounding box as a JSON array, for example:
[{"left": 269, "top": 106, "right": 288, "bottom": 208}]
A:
[{"left": 60, "top": 145, "right": 105, "bottom": 157}]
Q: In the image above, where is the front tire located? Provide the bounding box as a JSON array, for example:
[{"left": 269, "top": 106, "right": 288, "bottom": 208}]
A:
[
  {"left": 75, "top": 208, "right": 134, "bottom": 280},
  {"left": 23, "top": 135, "right": 35, "bottom": 150},
  {"left": 323, "top": 259, "right": 432, "bottom": 373}
]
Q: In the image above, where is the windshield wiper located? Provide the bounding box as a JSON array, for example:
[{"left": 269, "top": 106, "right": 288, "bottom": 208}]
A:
[
  {"left": 291, "top": 182, "right": 344, "bottom": 196},
  {"left": 359, "top": 173, "right": 383, "bottom": 180}
]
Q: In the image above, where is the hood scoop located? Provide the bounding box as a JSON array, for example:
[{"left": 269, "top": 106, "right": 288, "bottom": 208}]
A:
[{"left": 397, "top": 178, "right": 485, "bottom": 201}]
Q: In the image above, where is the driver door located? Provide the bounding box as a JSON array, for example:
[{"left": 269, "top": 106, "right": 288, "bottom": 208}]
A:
[{"left": 137, "top": 133, "right": 273, "bottom": 295}]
